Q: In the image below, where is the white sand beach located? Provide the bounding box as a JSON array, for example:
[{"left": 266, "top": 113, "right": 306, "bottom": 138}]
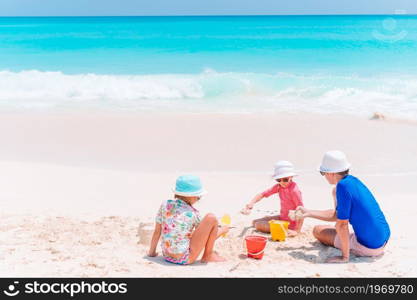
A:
[{"left": 0, "top": 112, "right": 416, "bottom": 277}]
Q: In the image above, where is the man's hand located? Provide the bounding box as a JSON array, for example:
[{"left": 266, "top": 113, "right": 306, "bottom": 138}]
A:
[
  {"left": 325, "top": 255, "right": 349, "bottom": 263},
  {"left": 296, "top": 206, "right": 311, "bottom": 218}
]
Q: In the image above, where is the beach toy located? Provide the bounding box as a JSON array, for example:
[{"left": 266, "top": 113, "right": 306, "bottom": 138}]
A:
[
  {"left": 245, "top": 235, "right": 267, "bottom": 259},
  {"left": 288, "top": 210, "right": 296, "bottom": 221},
  {"left": 220, "top": 214, "right": 231, "bottom": 237},
  {"left": 269, "top": 220, "right": 289, "bottom": 242},
  {"left": 288, "top": 208, "right": 304, "bottom": 221}
]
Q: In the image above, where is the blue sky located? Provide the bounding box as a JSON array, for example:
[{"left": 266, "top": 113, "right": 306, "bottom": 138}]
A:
[{"left": 0, "top": 0, "right": 416, "bottom": 16}]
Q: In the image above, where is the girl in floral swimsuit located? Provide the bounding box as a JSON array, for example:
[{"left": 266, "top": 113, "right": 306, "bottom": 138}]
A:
[{"left": 147, "top": 175, "right": 228, "bottom": 265}]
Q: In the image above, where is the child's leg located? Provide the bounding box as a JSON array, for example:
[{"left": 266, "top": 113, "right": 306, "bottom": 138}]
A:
[
  {"left": 252, "top": 215, "right": 280, "bottom": 233},
  {"left": 286, "top": 218, "right": 304, "bottom": 237},
  {"left": 188, "top": 213, "right": 225, "bottom": 263},
  {"left": 252, "top": 215, "right": 280, "bottom": 226}
]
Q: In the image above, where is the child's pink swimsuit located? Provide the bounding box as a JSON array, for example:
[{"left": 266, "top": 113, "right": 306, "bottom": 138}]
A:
[{"left": 261, "top": 181, "right": 304, "bottom": 230}]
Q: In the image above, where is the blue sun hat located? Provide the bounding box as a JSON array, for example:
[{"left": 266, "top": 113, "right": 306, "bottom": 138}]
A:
[{"left": 173, "top": 175, "right": 207, "bottom": 197}]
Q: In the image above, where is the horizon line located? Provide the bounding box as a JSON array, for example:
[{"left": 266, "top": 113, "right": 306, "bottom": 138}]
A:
[{"left": 0, "top": 13, "right": 415, "bottom": 18}]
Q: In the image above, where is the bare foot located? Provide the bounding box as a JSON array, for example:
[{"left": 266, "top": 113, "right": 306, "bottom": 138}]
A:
[
  {"left": 201, "top": 252, "right": 226, "bottom": 263},
  {"left": 287, "top": 229, "right": 298, "bottom": 237}
]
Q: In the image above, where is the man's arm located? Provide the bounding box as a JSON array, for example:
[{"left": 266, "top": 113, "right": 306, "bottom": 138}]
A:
[
  {"left": 298, "top": 207, "right": 338, "bottom": 222},
  {"left": 326, "top": 184, "right": 351, "bottom": 263},
  {"left": 326, "top": 219, "right": 350, "bottom": 263},
  {"left": 298, "top": 187, "right": 338, "bottom": 222},
  {"left": 336, "top": 219, "right": 350, "bottom": 258}
]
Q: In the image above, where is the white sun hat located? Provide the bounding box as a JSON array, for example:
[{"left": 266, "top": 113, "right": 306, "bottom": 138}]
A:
[
  {"left": 319, "top": 150, "right": 351, "bottom": 173},
  {"left": 272, "top": 160, "right": 297, "bottom": 180}
]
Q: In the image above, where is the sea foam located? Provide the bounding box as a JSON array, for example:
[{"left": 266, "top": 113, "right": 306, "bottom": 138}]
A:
[{"left": 0, "top": 69, "right": 416, "bottom": 120}]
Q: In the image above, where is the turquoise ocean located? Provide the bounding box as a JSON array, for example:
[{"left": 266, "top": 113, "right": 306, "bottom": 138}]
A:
[{"left": 1, "top": 15, "right": 417, "bottom": 118}]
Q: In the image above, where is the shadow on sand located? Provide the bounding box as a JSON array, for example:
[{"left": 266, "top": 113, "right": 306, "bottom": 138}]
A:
[
  {"left": 275, "top": 241, "right": 384, "bottom": 264},
  {"left": 142, "top": 255, "right": 207, "bottom": 267}
]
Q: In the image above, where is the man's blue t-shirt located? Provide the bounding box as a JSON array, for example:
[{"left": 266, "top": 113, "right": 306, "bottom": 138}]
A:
[{"left": 336, "top": 175, "right": 390, "bottom": 249}]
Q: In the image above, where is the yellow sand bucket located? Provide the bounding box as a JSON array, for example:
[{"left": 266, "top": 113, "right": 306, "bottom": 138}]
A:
[
  {"left": 220, "top": 214, "right": 231, "bottom": 237},
  {"left": 269, "top": 220, "right": 289, "bottom": 242}
]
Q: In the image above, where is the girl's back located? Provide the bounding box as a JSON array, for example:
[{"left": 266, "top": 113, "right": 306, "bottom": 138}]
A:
[{"left": 156, "top": 198, "right": 201, "bottom": 255}]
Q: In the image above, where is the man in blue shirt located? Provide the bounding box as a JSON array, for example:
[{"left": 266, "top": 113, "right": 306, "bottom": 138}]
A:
[{"left": 299, "top": 150, "right": 390, "bottom": 263}]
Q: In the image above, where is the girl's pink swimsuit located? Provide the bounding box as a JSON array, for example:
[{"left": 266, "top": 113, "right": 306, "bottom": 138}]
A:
[{"left": 261, "top": 181, "right": 304, "bottom": 230}]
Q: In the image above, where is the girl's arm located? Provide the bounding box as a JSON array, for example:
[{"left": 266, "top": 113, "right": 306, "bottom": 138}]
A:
[
  {"left": 242, "top": 184, "right": 280, "bottom": 215},
  {"left": 241, "top": 193, "right": 264, "bottom": 214},
  {"left": 292, "top": 185, "right": 304, "bottom": 233},
  {"left": 294, "top": 218, "right": 304, "bottom": 233},
  {"left": 216, "top": 226, "right": 230, "bottom": 239},
  {"left": 246, "top": 193, "right": 264, "bottom": 209},
  {"left": 147, "top": 223, "right": 162, "bottom": 257},
  {"left": 288, "top": 218, "right": 304, "bottom": 237}
]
